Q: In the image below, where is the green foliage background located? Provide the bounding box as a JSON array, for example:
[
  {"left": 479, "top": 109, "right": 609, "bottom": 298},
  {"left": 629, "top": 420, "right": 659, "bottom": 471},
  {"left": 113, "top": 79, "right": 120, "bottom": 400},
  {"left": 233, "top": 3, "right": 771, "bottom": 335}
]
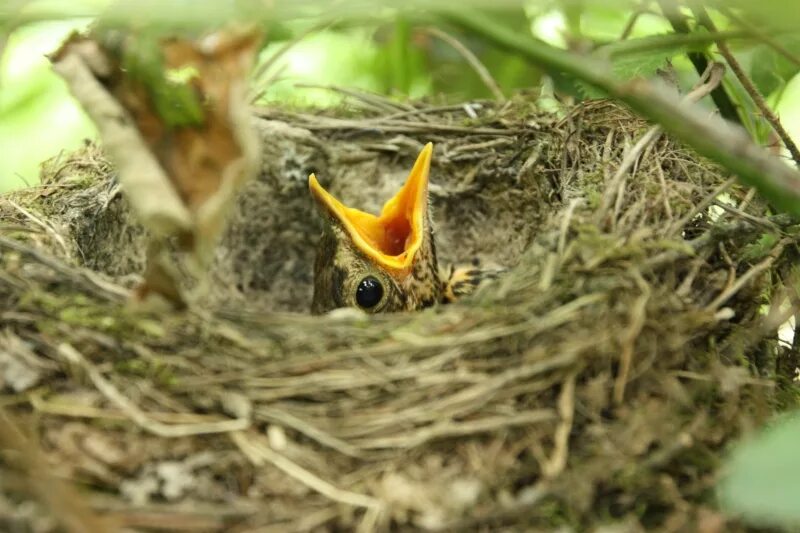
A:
[{"left": 5, "top": 0, "right": 800, "bottom": 193}]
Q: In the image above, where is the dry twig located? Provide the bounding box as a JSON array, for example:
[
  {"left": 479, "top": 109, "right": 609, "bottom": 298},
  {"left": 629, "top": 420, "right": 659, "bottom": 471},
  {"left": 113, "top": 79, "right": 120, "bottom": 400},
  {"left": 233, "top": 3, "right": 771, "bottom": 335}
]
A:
[
  {"left": 424, "top": 26, "right": 505, "bottom": 102},
  {"left": 57, "top": 343, "right": 250, "bottom": 437}
]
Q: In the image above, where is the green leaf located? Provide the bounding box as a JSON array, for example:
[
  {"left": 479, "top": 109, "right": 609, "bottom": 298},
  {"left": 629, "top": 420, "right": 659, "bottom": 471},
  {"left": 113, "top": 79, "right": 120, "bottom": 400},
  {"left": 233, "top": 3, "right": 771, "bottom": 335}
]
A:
[
  {"left": 718, "top": 413, "right": 800, "bottom": 528},
  {"left": 749, "top": 37, "right": 800, "bottom": 97},
  {"left": 575, "top": 33, "right": 703, "bottom": 99},
  {"left": 726, "top": 0, "right": 800, "bottom": 31},
  {"left": 740, "top": 232, "right": 779, "bottom": 262}
]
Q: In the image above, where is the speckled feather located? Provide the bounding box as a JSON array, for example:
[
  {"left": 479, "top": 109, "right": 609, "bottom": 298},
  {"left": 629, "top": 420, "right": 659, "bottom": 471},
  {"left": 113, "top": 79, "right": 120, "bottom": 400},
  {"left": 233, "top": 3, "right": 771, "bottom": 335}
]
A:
[
  {"left": 311, "top": 202, "right": 501, "bottom": 314},
  {"left": 311, "top": 201, "right": 444, "bottom": 314}
]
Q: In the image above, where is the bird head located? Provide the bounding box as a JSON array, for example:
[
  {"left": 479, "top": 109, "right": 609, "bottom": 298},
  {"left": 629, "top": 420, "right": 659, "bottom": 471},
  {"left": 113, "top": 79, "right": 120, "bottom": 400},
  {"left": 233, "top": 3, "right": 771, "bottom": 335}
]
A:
[{"left": 308, "top": 143, "right": 442, "bottom": 314}]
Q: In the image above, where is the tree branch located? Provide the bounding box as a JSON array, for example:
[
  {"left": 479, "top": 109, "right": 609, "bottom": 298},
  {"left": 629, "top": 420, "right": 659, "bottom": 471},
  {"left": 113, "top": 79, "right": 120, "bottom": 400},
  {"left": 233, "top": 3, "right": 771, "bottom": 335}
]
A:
[
  {"left": 655, "top": 0, "right": 742, "bottom": 125},
  {"left": 692, "top": 5, "right": 800, "bottom": 167},
  {"left": 444, "top": 9, "right": 800, "bottom": 216}
]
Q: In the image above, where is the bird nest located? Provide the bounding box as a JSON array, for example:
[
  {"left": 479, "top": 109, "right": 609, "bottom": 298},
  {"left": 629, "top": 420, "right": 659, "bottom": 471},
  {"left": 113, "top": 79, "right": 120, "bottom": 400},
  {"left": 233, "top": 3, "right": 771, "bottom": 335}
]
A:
[{"left": 1, "top": 96, "right": 798, "bottom": 532}]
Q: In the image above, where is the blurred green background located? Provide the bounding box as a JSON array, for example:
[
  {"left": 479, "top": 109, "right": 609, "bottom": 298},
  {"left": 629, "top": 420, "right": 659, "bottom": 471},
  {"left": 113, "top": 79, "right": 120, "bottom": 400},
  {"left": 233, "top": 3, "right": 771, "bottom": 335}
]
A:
[{"left": 3, "top": 0, "right": 800, "bottom": 193}]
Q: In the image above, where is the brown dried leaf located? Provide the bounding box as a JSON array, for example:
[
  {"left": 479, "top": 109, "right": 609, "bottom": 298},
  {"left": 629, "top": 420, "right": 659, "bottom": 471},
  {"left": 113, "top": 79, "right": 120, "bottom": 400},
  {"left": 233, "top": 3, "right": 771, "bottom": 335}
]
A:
[
  {"left": 51, "top": 36, "right": 193, "bottom": 239},
  {"left": 51, "top": 27, "right": 262, "bottom": 304}
]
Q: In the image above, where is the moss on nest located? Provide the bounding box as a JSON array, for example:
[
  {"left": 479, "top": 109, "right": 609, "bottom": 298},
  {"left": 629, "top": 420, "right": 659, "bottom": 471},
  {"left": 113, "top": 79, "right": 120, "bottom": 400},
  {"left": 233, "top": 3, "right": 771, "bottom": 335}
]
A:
[{"left": 0, "top": 96, "right": 798, "bottom": 531}]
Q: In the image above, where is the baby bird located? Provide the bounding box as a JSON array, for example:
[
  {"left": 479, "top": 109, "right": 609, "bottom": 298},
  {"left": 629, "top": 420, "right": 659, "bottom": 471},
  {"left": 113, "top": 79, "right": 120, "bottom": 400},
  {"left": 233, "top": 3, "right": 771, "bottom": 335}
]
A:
[{"left": 308, "top": 143, "right": 498, "bottom": 314}]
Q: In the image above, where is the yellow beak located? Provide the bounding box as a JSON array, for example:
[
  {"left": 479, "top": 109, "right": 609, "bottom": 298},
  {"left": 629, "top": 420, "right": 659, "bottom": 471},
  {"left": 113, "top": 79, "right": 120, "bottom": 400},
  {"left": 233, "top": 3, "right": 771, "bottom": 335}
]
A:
[{"left": 309, "top": 142, "right": 433, "bottom": 277}]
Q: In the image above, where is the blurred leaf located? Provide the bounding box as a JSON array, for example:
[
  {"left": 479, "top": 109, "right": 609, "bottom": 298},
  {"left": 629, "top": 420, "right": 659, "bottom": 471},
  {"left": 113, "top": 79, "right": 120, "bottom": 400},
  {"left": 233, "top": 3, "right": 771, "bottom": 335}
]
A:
[
  {"left": 600, "top": 31, "right": 739, "bottom": 58},
  {"left": 749, "top": 37, "right": 800, "bottom": 97},
  {"left": 562, "top": 0, "right": 584, "bottom": 37},
  {"left": 719, "top": 414, "right": 800, "bottom": 528},
  {"left": 726, "top": 0, "right": 800, "bottom": 30},
  {"left": 576, "top": 34, "right": 702, "bottom": 98},
  {"left": 371, "top": 19, "right": 430, "bottom": 97},
  {"left": 389, "top": 18, "right": 425, "bottom": 95}
]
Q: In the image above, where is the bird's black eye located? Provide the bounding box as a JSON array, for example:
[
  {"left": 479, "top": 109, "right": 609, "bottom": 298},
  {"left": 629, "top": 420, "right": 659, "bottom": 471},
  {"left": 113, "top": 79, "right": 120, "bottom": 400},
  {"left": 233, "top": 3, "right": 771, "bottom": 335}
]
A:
[{"left": 356, "top": 276, "right": 383, "bottom": 309}]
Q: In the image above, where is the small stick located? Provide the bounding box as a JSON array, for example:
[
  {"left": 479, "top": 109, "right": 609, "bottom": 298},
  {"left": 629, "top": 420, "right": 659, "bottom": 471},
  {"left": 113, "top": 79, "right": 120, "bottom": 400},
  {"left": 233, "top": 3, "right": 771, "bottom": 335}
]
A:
[
  {"left": 256, "top": 110, "right": 519, "bottom": 135},
  {"left": 614, "top": 269, "right": 650, "bottom": 404},
  {"left": 2, "top": 197, "right": 70, "bottom": 256},
  {"left": 57, "top": 343, "right": 250, "bottom": 437},
  {"left": 618, "top": 7, "right": 644, "bottom": 41},
  {"left": 701, "top": 13, "right": 800, "bottom": 167},
  {"left": 292, "top": 83, "right": 403, "bottom": 113},
  {"left": 704, "top": 238, "right": 790, "bottom": 312},
  {"left": 0, "top": 234, "right": 128, "bottom": 300},
  {"left": 665, "top": 176, "right": 737, "bottom": 237},
  {"left": 424, "top": 26, "right": 505, "bottom": 102},
  {"left": 231, "top": 431, "right": 383, "bottom": 513},
  {"left": 693, "top": 7, "right": 799, "bottom": 157},
  {"left": 355, "top": 410, "right": 555, "bottom": 449},
  {"left": 249, "top": 21, "right": 331, "bottom": 102},
  {"left": 258, "top": 407, "right": 365, "bottom": 458},
  {"left": 542, "top": 372, "right": 576, "bottom": 478},
  {"left": 656, "top": 0, "right": 741, "bottom": 125}
]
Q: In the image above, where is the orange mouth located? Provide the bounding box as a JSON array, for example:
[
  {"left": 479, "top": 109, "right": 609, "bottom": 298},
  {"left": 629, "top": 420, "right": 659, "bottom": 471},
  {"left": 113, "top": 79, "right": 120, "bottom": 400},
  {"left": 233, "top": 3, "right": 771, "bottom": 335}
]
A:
[{"left": 309, "top": 143, "right": 432, "bottom": 276}]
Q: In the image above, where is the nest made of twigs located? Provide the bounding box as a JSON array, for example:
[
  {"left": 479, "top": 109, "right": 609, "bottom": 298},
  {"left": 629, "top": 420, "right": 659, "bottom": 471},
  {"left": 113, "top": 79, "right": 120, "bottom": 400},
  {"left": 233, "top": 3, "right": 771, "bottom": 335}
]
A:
[{"left": 0, "top": 96, "right": 798, "bottom": 532}]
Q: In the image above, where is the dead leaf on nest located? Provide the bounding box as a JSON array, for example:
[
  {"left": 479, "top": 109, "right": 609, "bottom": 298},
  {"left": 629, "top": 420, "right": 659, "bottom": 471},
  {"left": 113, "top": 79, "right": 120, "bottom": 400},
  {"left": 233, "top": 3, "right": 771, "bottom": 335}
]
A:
[{"left": 50, "top": 26, "right": 262, "bottom": 307}]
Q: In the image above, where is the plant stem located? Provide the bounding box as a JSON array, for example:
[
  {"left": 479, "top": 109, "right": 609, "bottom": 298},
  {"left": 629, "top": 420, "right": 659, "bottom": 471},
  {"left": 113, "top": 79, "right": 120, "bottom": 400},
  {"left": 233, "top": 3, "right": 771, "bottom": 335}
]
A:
[
  {"left": 719, "top": 6, "right": 800, "bottom": 68},
  {"left": 698, "top": 11, "right": 800, "bottom": 167},
  {"left": 425, "top": 26, "right": 505, "bottom": 102},
  {"left": 655, "top": 0, "right": 742, "bottom": 126},
  {"left": 598, "top": 29, "right": 754, "bottom": 58},
  {"left": 444, "top": 9, "right": 800, "bottom": 216}
]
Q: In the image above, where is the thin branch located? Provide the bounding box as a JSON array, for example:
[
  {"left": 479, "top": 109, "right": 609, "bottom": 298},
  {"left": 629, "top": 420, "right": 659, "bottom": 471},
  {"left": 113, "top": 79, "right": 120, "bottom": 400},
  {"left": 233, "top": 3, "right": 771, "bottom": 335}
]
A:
[
  {"left": 424, "top": 26, "right": 505, "bottom": 102},
  {"left": 599, "top": 29, "right": 754, "bottom": 58},
  {"left": 255, "top": 109, "right": 520, "bottom": 135},
  {"left": 696, "top": 8, "right": 800, "bottom": 167},
  {"left": 231, "top": 430, "right": 384, "bottom": 512},
  {"left": 292, "top": 83, "right": 405, "bottom": 113},
  {"left": 257, "top": 407, "right": 365, "bottom": 458},
  {"left": 618, "top": 7, "right": 645, "bottom": 41},
  {"left": 655, "top": 0, "right": 742, "bottom": 125},
  {"left": 542, "top": 372, "right": 576, "bottom": 478},
  {"left": 720, "top": 6, "right": 800, "bottom": 68},
  {"left": 57, "top": 343, "right": 250, "bottom": 438},
  {"left": 704, "top": 238, "right": 790, "bottom": 312},
  {"left": 665, "top": 176, "right": 737, "bottom": 237},
  {"left": 2, "top": 198, "right": 70, "bottom": 257},
  {"left": 249, "top": 21, "right": 334, "bottom": 103},
  {"left": 643, "top": 210, "right": 795, "bottom": 273},
  {"left": 614, "top": 270, "right": 650, "bottom": 404},
  {"left": 354, "top": 410, "right": 554, "bottom": 449},
  {"left": 444, "top": 9, "right": 800, "bottom": 216},
  {"left": 0, "top": 234, "right": 129, "bottom": 300}
]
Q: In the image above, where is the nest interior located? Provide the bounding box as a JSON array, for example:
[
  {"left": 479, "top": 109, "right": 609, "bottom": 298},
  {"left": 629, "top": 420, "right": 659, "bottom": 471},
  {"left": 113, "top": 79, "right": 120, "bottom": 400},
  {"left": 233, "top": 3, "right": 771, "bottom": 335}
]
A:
[{"left": 0, "top": 96, "right": 799, "bottom": 532}]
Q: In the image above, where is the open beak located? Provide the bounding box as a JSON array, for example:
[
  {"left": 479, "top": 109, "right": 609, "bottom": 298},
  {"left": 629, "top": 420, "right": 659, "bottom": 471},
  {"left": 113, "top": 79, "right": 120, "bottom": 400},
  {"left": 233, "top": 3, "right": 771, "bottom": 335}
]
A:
[{"left": 309, "top": 143, "right": 432, "bottom": 277}]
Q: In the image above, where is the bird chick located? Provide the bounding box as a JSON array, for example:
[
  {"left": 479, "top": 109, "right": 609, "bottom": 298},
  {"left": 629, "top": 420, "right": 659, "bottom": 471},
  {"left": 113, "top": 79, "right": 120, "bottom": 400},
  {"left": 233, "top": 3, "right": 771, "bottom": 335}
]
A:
[{"left": 308, "top": 143, "right": 496, "bottom": 314}]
